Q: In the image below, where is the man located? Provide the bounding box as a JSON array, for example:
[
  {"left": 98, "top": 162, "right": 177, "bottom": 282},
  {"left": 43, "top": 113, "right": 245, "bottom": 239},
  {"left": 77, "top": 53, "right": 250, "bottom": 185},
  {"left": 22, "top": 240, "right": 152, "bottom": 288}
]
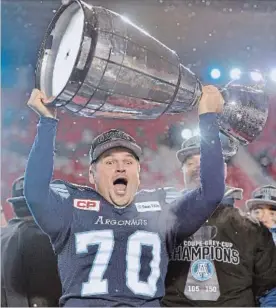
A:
[
  {"left": 161, "top": 136, "right": 276, "bottom": 307},
  {"left": 1, "top": 176, "right": 61, "bottom": 307},
  {"left": 24, "top": 85, "right": 225, "bottom": 307},
  {"left": 247, "top": 185, "right": 276, "bottom": 244}
]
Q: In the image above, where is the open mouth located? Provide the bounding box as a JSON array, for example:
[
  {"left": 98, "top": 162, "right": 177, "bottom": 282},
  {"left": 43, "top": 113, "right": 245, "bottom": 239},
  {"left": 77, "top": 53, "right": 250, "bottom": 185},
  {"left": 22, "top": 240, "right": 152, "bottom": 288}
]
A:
[{"left": 113, "top": 177, "right": 128, "bottom": 195}]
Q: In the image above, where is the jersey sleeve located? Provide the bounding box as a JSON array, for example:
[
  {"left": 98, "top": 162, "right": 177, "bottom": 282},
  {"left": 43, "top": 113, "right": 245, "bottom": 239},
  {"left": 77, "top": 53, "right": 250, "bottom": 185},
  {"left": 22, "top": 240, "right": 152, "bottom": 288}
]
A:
[
  {"left": 252, "top": 224, "right": 276, "bottom": 299},
  {"left": 165, "top": 113, "right": 225, "bottom": 244},
  {"left": 24, "top": 117, "right": 73, "bottom": 244}
]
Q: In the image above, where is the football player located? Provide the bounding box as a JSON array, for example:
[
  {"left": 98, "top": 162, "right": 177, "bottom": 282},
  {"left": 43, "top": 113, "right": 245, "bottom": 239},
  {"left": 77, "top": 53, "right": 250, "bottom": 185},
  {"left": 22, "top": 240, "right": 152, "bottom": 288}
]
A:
[{"left": 24, "top": 85, "right": 225, "bottom": 306}]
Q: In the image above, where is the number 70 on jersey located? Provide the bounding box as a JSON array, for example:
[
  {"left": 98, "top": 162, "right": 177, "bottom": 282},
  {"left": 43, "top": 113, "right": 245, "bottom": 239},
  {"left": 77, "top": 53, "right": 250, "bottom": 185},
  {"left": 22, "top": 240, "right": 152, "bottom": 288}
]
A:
[{"left": 75, "top": 230, "right": 162, "bottom": 296}]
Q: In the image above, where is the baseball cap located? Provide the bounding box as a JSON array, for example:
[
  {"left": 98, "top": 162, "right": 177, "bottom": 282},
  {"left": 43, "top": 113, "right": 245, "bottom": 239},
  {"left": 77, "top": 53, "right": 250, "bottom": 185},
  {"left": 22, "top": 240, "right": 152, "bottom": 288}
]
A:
[
  {"left": 221, "top": 186, "right": 243, "bottom": 206},
  {"left": 246, "top": 185, "right": 276, "bottom": 211},
  {"left": 89, "top": 129, "right": 142, "bottom": 163},
  {"left": 6, "top": 176, "right": 26, "bottom": 204},
  {"left": 176, "top": 133, "right": 238, "bottom": 164},
  {"left": 176, "top": 136, "right": 201, "bottom": 164}
]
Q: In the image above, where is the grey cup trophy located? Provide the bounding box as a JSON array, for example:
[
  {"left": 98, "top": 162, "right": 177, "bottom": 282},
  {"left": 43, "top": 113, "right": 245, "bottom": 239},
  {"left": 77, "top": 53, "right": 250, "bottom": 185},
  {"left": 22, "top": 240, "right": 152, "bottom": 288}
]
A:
[{"left": 36, "top": 0, "right": 269, "bottom": 145}]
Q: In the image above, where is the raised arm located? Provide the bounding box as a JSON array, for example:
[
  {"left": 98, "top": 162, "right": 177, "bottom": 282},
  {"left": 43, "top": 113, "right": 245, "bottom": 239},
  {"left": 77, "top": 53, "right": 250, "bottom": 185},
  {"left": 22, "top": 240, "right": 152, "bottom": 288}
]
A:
[
  {"left": 24, "top": 89, "right": 72, "bottom": 243},
  {"left": 168, "top": 86, "right": 225, "bottom": 239}
]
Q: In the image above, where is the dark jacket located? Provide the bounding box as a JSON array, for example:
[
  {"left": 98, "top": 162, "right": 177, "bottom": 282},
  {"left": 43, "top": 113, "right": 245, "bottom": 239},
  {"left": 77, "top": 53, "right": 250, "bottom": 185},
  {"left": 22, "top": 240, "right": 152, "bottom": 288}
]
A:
[
  {"left": 1, "top": 218, "right": 62, "bottom": 307},
  {"left": 162, "top": 190, "right": 276, "bottom": 307}
]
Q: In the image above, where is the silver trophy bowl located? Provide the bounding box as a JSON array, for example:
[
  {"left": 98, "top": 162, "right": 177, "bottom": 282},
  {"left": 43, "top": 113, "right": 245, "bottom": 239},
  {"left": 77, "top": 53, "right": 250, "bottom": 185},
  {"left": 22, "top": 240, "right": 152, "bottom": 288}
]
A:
[{"left": 36, "top": 0, "right": 269, "bottom": 145}]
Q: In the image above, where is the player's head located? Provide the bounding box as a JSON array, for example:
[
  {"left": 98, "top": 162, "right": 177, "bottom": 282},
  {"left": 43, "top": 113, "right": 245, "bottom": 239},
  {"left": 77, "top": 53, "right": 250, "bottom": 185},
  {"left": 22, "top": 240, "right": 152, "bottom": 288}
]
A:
[
  {"left": 246, "top": 185, "right": 276, "bottom": 228},
  {"left": 176, "top": 135, "right": 231, "bottom": 189},
  {"left": 89, "top": 129, "right": 142, "bottom": 207},
  {"left": 6, "top": 176, "right": 32, "bottom": 218}
]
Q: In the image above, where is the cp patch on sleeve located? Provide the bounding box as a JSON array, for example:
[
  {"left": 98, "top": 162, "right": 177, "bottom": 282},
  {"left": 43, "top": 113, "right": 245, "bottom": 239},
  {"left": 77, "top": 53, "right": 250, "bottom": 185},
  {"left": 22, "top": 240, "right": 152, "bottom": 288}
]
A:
[
  {"left": 73, "top": 199, "right": 100, "bottom": 212},
  {"left": 135, "top": 201, "right": 161, "bottom": 212}
]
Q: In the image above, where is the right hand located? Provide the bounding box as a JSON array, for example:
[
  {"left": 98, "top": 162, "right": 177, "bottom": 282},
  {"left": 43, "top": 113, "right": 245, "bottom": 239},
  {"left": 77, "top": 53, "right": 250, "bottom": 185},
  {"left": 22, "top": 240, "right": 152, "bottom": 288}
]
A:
[
  {"left": 198, "top": 85, "right": 224, "bottom": 115},
  {"left": 27, "top": 89, "right": 57, "bottom": 118}
]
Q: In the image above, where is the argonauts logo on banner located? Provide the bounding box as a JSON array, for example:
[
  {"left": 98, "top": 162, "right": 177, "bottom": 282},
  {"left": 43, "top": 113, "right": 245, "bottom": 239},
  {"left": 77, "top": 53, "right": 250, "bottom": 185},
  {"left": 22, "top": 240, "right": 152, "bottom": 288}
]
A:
[{"left": 191, "top": 259, "right": 215, "bottom": 282}]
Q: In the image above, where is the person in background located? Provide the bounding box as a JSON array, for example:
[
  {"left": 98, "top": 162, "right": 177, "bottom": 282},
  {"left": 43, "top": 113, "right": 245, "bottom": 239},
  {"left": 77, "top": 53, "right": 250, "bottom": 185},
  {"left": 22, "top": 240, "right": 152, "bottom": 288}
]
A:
[
  {"left": 247, "top": 185, "right": 276, "bottom": 244},
  {"left": 161, "top": 136, "right": 276, "bottom": 307},
  {"left": 1, "top": 176, "right": 62, "bottom": 307}
]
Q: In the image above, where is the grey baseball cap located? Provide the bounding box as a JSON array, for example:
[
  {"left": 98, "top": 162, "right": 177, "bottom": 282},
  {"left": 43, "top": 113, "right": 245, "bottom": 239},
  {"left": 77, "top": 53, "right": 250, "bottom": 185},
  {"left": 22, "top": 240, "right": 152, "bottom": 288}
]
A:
[
  {"left": 246, "top": 185, "right": 276, "bottom": 211},
  {"left": 89, "top": 129, "right": 142, "bottom": 163},
  {"left": 176, "top": 136, "right": 201, "bottom": 164},
  {"left": 176, "top": 133, "right": 238, "bottom": 164},
  {"left": 220, "top": 186, "right": 243, "bottom": 206},
  {"left": 224, "top": 186, "right": 243, "bottom": 200}
]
